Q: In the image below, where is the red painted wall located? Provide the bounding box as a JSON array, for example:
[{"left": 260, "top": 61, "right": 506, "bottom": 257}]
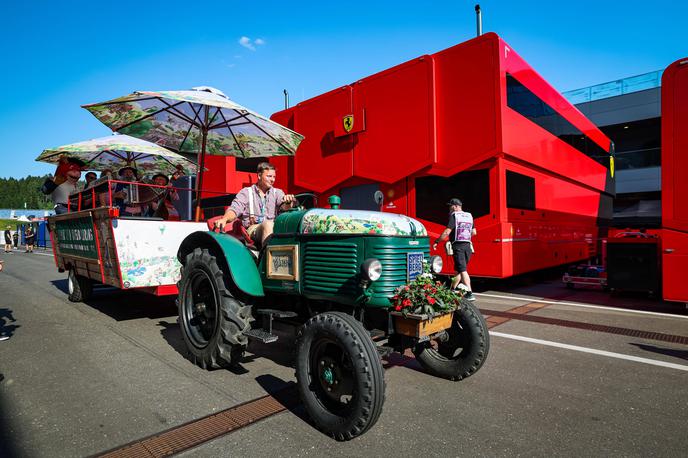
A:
[
  {"left": 268, "top": 33, "right": 612, "bottom": 278},
  {"left": 660, "top": 58, "right": 688, "bottom": 303}
]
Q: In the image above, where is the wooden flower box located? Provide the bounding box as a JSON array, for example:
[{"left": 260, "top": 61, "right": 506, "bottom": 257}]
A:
[{"left": 391, "top": 311, "right": 454, "bottom": 338}]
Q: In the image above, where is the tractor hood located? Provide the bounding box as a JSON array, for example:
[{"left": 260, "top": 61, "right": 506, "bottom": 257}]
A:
[{"left": 297, "top": 209, "right": 428, "bottom": 236}]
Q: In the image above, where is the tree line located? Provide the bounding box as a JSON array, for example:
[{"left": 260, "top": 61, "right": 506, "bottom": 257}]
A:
[{"left": 0, "top": 176, "right": 54, "bottom": 209}]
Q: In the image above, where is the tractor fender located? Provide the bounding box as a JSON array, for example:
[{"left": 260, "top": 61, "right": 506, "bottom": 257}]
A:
[{"left": 178, "top": 231, "right": 264, "bottom": 297}]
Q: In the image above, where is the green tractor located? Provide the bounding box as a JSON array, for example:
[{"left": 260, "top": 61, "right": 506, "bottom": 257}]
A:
[{"left": 176, "top": 198, "right": 489, "bottom": 440}]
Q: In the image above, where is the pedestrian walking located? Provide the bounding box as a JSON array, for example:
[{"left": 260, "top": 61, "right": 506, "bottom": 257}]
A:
[
  {"left": 12, "top": 230, "right": 19, "bottom": 249},
  {"left": 4, "top": 226, "right": 12, "bottom": 253},
  {"left": 25, "top": 225, "right": 36, "bottom": 253},
  {"left": 432, "top": 198, "right": 477, "bottom": 301}
]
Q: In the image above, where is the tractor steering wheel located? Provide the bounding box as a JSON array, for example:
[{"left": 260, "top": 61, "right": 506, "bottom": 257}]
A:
[{"left": 290, "top": 192, "right": 318, "bottom": 210}]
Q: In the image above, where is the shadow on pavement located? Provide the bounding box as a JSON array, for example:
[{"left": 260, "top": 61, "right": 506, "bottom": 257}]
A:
[
  {"left": 51, "top": 278, "right": 68, "bottom": 294},
  {"left": 254, "top": 374, "right": 310, "bottom": 425},
  {"left": 157, "top": 319, "right": 250, "bottom": 375},
  {"left": 0, "top": 308, "right": 19, "bottom": 338},
  {"left": 50, "top": 280, "right": 178, "bottom": 321},
  {"left": 0, "top": 378, "right": 21, "bottom": 458},
  {"left": 630, "top": 343, "right": 688, "bottom": 361}
]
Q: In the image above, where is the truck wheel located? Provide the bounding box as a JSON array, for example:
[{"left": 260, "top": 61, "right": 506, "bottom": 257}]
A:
[
  {"left": 413, "top": 300, "right": 490, "bottom": 381},
  {"left": 68, "top": 268, "right": 92, "bottom": 302},
  {"left": 295, "top": 312, "right": 385, "bottom": 441},
  {"left": 177, "top": 248, "right": 252, "bottom": 370}
]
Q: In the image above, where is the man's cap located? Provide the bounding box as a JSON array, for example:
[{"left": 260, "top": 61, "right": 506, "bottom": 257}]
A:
[
  {"left": 118, "top": 166, "right": 138, "bottom": 176},
  {"left": 447, "top": 198, "right": 462, "bottom": 206}
]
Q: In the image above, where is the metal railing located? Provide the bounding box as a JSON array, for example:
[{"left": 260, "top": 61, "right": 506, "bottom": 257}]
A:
[{"left": 563, "top": 70, "right": 663, "bottom": 104}]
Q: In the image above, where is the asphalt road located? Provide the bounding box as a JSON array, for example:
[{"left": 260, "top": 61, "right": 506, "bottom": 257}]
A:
[{"left": 1, "top": 249, "right": 687, "bottom": 457}]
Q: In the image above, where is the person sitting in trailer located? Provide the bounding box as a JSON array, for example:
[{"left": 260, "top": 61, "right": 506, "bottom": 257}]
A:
[
  {"left": 146, "top": 173, "right": 180, "bottom": 221},
  {"left": 112, "top": 166, "right": 143, "bottom": 216},
  {"left": 80, "top": 171, "right": 99, "bottom": 208},
  {"left": 51, "top": 163, "right": 82, "bottom": 214}
]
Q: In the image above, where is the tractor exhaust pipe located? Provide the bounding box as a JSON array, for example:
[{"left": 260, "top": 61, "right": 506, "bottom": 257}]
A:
[
  {"left": 283, "top": 89, "right": 290, "bottom": 109},
  {"left": 475, "top": 4, "right": 482, "bottom": 36}
]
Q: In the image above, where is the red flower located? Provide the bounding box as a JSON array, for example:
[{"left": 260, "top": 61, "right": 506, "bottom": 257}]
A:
[
  {"left": 426, "top": 296, "right": 436, "bottom": 305},
  {"left": 404, "top": 286, "right": 410, "bottom": 291},
  {"left": 395, "top": 305, "right": 402, "bottom": 311},
  {"left": 402, "top": 299, "right": 412, "bottom": 307}
]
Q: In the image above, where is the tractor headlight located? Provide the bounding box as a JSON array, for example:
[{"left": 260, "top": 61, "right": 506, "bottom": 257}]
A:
[
  {"left": 429, "top": 255, "right": 443, "bottom": 273},
  {"left": 361, "top": 258, "right": 383, "bottom": 282}
]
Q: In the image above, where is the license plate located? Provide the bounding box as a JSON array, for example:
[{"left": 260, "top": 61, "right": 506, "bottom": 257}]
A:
[{"left": 407, "top": 252, "right": 424, "bottom": 281}]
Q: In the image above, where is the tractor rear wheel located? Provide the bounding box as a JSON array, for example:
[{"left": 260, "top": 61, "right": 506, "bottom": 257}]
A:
[{"left": 177, "top": 248, "right": 252, "bottom": 369}]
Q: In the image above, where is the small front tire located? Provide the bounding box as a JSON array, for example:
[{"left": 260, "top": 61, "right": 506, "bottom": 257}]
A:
[{"left": 295, "top": 312, "right": 385, "bottom": 441}]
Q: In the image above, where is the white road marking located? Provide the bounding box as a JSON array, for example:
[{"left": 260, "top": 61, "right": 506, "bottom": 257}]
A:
[
  {"left": 490, "top": 331, "right": 688, "bottom": 372},
  {"left": 476, "top": 292, "right": 688, "bottom": 319}
]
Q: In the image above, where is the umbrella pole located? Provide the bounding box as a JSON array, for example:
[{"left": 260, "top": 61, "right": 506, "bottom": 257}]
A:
[{"left": 194, "top": 127, "right": 208, "bottom": 222}]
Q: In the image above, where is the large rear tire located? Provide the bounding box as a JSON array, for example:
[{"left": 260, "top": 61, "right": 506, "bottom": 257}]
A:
[
  {"left": 68, "top": 268, "right": 92, "bottom": 302},
  {"left": 295, "top": 312, "right": 385, "bottom": 441},
  {"left": 413, "top": 300, "right": 490, "bottom": 381},
  {"left": 177, "top": 248, "right": 252, "bottom": 370}
]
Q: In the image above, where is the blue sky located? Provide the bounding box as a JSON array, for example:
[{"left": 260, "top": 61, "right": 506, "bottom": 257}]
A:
[{"left": 1, "top": 0, "right": 686, "bottom": 178}]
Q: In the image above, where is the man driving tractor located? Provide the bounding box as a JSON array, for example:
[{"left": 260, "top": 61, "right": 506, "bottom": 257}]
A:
[{"left": 214, "top": 162, "right": 296, "bottom": 246}]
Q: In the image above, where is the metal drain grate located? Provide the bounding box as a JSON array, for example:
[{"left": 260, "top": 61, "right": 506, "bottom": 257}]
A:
[
  {"left": 481, "top": 309, "right": 688, "bottom": 345},
  {"left": 98, "top": 386, "right": 299, "bottom": 457}
]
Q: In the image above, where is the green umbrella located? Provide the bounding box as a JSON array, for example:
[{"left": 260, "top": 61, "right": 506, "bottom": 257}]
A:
[
  {"left": 36, "top": 134, "right": 198, "bottom": 176},
  {"left": 82, "top": 86, "right": 304, "bottom": 219}
]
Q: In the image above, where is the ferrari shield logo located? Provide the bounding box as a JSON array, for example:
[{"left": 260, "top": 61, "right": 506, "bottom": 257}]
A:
[
  {"left": 343, "top": 115, "right": 354, "bottom": 133},
  {"left": 610, "top": 156, "right": 615, "bottom": 178}
]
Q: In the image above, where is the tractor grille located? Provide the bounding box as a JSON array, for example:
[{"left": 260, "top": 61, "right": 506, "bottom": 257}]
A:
[
  {"left": 370, "top": 244, "right": 430, "bottom": 298},
  {"left": 302, "top": 241, "right": 359, "bottom": 296}
]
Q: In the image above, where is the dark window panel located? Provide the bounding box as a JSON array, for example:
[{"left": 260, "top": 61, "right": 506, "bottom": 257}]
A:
[
  {"left": 506, "top": 74, "right": 611, "bottom": 167},
  {"left": 506, "top": 171, "right": 535, "bottom": 210},
  {"left": 415, "top": 169, "right": 490, "bottom": 225}
]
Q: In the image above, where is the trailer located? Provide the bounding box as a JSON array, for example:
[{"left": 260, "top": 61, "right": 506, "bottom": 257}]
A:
[{"left": 49, "top": 205, "right": 206, "bottom": 300}]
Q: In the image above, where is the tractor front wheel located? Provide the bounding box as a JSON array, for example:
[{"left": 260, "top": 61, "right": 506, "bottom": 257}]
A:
[{"left": 295, "top": 312, "right": 385, "bottom": 441}]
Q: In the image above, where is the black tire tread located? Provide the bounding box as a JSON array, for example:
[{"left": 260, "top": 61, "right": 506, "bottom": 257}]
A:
[
  {"left": 414, "top": 300, "right": 490, "bottom": 381},
  {"left": 295, "top": 312, "right": 385, "bottom": 441},
  {"left": 178, "top": 248, "right": 252, "bottom": 370},
  {"left": 68, "top": 269, "right": 92, "bottom": 302}
]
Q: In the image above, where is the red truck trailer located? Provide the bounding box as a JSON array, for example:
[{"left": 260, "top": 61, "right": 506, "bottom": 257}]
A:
[
  {"left": 659, "top": 57, "right": 688, "bottom": 303},
  {"left": 265, "top": 32, "right": 614, "bottom": 278},
  {"left": 574, "top": 57, "right": 688, "bottom": 305}
]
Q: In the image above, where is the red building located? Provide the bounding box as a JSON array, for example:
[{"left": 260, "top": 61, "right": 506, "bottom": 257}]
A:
[{"left": 266, "top": 33, "right": 613, "bottom": 278}]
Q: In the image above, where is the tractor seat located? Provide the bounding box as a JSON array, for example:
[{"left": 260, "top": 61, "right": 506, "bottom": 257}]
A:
[{"left": 206, "top": 217, "right": 257, "bottom": 250}]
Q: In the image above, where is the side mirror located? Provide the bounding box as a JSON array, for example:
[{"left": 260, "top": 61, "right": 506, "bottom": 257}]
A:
[{"left": 373, "top": 190, "right": 384, "bottom": 210}]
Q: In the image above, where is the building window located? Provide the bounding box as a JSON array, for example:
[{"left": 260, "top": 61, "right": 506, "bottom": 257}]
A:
[
  {"left": 415, "top": 169, "right": 490, "bottom": 225},
  {"left": 506, "top": 73, "right": 611, "bottom": 167},
  {"left": 235, "top": 157, "right": 264, "bottom": 173},
  {"left": 506, "top": 171, "right": 535, "bottom": 210},
  {"left": 340, "top": 183, "right": 381, "bottom": 211}
]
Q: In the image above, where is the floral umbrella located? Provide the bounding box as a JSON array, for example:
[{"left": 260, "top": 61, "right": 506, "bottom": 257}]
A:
[
  {"left": 36, "top": 134, "right": 198, "bottom": 176},
  {"left": 82, "top": 86, "right": 304, "bottom": 219}
]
